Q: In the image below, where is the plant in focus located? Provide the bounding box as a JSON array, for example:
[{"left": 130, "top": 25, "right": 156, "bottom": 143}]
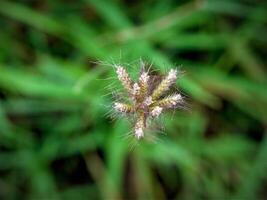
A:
[{"left": 112, "top": 62, "right": 184, "bottom": 139}]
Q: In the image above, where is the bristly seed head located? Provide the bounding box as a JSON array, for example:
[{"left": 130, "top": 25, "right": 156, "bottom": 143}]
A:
[{"left": 113, "top": 62, "right": 184, "bottom": 140}]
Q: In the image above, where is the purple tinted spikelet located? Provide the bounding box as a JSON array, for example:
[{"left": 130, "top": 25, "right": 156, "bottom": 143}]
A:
[{"left": 112, "top": 62, "right": 183, "bottom": 140}]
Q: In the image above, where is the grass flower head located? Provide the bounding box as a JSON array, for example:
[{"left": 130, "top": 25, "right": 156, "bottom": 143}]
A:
[{"left": 112, "top": 62, "right": 184, "bottom": 140}]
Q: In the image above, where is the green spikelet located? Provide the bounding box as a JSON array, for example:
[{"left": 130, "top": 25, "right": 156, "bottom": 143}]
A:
[{"left": 152, "top": 69, "right": 177, "bottom": 100}]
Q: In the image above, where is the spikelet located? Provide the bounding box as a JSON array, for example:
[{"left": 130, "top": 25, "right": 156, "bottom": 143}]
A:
[
  {"left": 150, "top": 106, "right": 163, "bottom": 118},
  {"left": 113, "top": 102, "right": 133, "bottom": 113},
  {"left": 115, "top": 65, "right": 133, "bottom": 94},
  {"left": 143, "top": 96, "right": 153, "bottom": 106},
  {"left": 153, "top": 93, "right": 182, "bottom": 109},
  {"left": 138, "top": 71, "right": 149, "bottom": 100},
  {"left": 134, "top": 113, "right": 145, "bottom": 139},
  {"left": 132, "top": 83, "right": 140, "bottom": 97},
  {"left": 152, "top": 69, "right": 177, "bottom": 100}
]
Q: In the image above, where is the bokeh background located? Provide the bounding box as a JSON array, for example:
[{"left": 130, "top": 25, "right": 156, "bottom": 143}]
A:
[{"left": 0, "top": 0, "right": 267, "bottom": 199}]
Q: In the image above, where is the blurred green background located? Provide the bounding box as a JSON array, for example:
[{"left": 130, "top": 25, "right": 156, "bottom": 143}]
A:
[{"left": 0, "top": 0, "right": 267, "bottom": 199}]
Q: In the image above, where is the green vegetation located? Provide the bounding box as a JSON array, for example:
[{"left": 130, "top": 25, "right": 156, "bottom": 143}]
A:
[{"left": 0, "top": 0, "right": 267, "bottom": 199}]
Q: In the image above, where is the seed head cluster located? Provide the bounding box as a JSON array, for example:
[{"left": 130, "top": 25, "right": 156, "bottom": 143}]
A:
[{"left": 113, "top": 63, "right": 183, "bottom": 140}]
